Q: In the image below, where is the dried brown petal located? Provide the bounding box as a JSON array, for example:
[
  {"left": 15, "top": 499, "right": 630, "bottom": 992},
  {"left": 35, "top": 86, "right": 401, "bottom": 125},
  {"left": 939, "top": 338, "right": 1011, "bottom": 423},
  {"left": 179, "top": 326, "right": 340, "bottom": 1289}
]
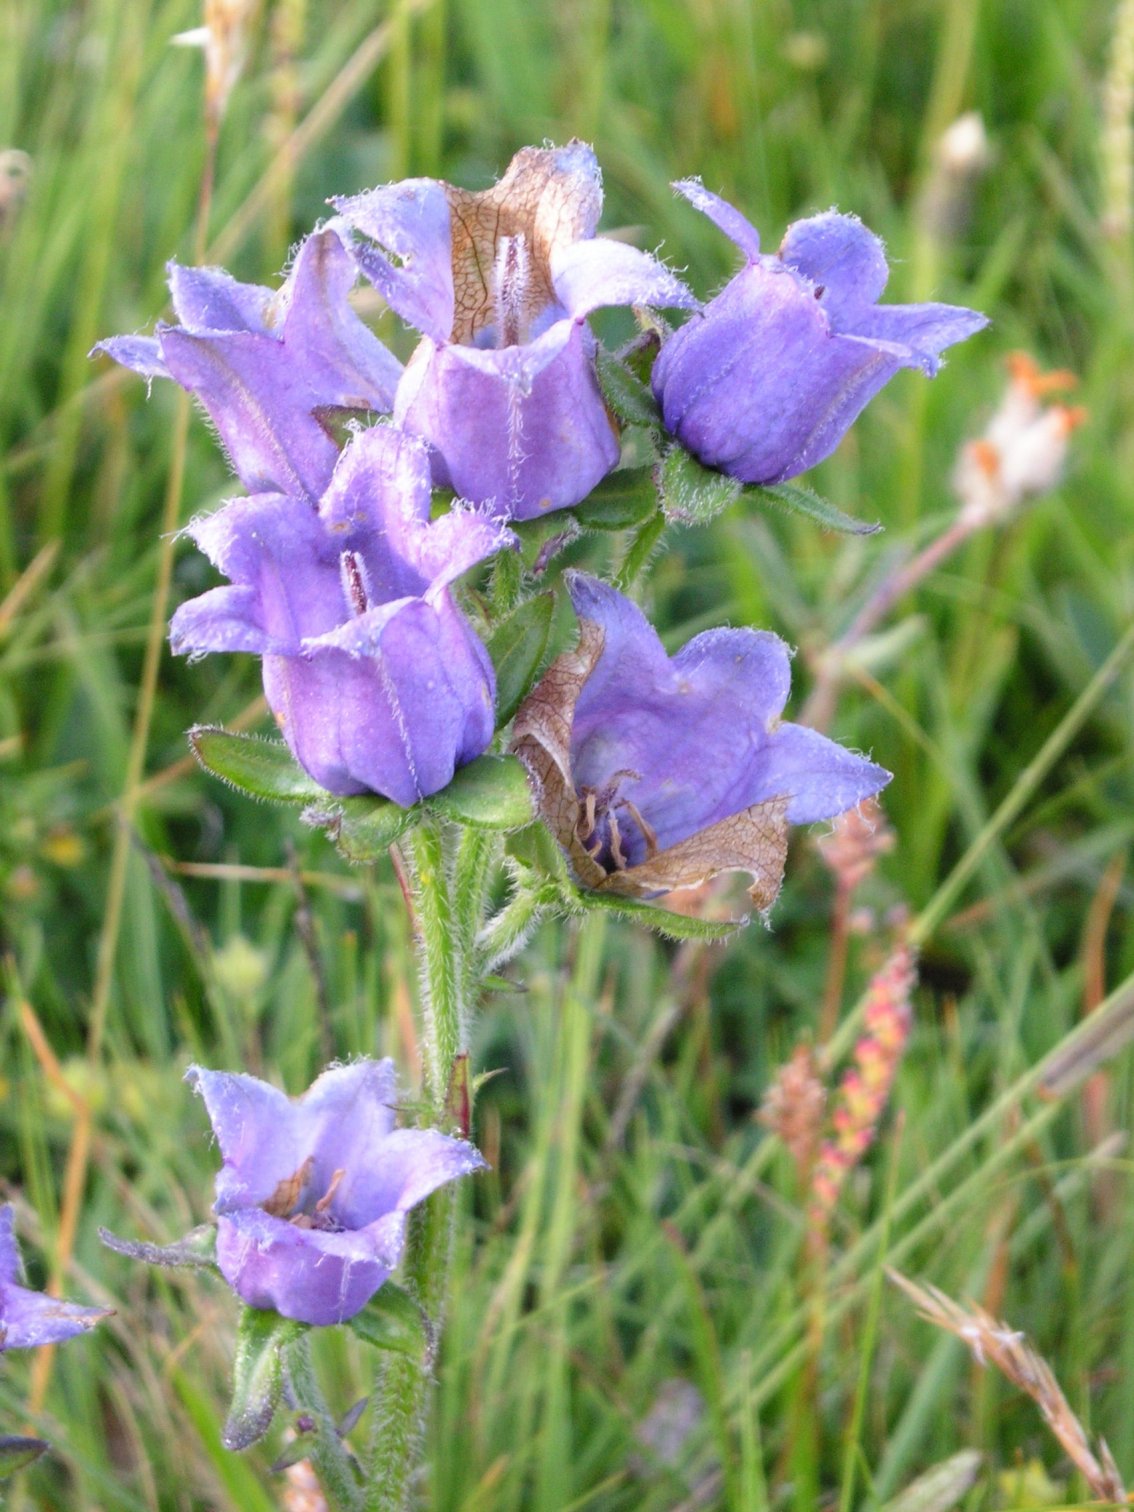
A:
[
  {"left": 511, "top": 618, "right": 790, "bottom": 910},
  {"left": 262, "top": 1154, "right": 314, "bottom": 1219},
  {"left": 444, "top": 144, "right": 601, "bottom": 345}
]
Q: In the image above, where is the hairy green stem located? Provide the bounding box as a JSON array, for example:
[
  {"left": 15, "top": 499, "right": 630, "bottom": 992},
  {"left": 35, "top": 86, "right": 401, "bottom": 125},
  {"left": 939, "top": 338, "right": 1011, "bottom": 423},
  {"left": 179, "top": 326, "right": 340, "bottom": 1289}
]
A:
[
  {"left": 366, "top": 818, "right": 472, "bottom": 1509},
  {"left": 286, "top": 1335, "right": 364, "bottom": 1512},
  {"left": 476, "top": 878, "right": 557, "bottom": 976},
  {"left": 406, "top": 820, "right": 465, "bottom": 1112},
  {"left": 614, "top": 507, "right": 666, "bottom": 592}
]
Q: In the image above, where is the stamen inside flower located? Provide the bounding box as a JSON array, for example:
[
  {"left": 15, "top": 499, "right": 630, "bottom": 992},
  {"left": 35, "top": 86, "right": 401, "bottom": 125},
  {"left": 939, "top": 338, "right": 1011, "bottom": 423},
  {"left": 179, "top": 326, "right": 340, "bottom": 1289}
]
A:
[
  {"left": 340, "top": 550, "right": 370, "bottom": 617},
  {"left": 261, "top": 1157, "right": 348, "bottom": 1233},
  {"left": 493, "top": 234, "right": 530, "bottom": 348},
  {"left": 574, "top": 769, "right": 659, "bottom": 872}
]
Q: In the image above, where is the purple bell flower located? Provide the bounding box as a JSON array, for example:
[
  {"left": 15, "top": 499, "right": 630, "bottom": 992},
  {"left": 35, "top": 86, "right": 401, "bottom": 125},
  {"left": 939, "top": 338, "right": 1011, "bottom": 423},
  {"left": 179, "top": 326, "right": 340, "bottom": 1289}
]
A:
[
  {"left": 95, "top": 228, "right": 402, "bottom": 501},
  {"left": 652, "top": 181, "right": 988, "bottom": 485},
  {"left": 513, "top": 574, "right": 890, "bottom": 910},
  {"left": 170, "top": 425, "right": 512, "bottom": 806},
  {"left": 187, "top": 1060, "right": 485, "bottom": 1327},
  {"left": 0, "top": 1205, "right": 110, "bottom": 1349},
  {"left": 331, "top": 142, "right": 696, "bottom": 520}
]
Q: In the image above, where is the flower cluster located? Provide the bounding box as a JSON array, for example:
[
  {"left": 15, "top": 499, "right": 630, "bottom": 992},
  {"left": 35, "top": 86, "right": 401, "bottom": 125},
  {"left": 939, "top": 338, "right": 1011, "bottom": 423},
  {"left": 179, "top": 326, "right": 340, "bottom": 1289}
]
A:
[{"left": 97, "top": 141, "right": 984, "bottom": 833}]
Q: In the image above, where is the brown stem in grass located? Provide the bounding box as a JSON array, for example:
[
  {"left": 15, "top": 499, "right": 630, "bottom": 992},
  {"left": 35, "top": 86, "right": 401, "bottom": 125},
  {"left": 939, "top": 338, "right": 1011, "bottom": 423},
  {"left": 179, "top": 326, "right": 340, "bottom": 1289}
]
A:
[{"left": 803, "top": 516, "right": 976, "bottom": 733}]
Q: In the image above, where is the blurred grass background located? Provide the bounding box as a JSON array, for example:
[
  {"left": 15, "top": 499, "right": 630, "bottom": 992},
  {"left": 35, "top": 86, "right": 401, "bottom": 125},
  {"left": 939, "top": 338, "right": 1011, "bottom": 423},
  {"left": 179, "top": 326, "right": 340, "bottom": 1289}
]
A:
[{"left": 3, "top": 0, "right": 1134, "bottom": 1507}]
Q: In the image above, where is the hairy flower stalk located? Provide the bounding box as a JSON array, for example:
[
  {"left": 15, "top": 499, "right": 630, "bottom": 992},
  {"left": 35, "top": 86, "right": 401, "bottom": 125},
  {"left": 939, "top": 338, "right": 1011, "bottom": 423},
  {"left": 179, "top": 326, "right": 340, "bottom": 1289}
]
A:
[{"left": 366, "top": 822, "right": 476, "bottom": 1512}]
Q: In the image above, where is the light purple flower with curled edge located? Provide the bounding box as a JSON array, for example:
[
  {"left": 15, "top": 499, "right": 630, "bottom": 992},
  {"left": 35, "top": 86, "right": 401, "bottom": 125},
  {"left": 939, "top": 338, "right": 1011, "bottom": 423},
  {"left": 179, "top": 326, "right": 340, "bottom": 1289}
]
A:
[
  {"left": 171, "top": 424, "right": 512, "bottom": 806},
  {"left": 95, "top": 227, "right": 402, "bottom": 501},
  {"left": 0, "top": 1205, "right": 110, "bottom": 1349},
  {"left": 330, "top": 142, "right": 697, "bottom": 520},
  {"left": 652, "top": 181, "right": 988, "bottom": 485},
  {"left": 512, "top": 573, "right": 890, "bottom": 913},
  {"left": 186, "top": 1060, "right": 485, "bottom": 1327}
]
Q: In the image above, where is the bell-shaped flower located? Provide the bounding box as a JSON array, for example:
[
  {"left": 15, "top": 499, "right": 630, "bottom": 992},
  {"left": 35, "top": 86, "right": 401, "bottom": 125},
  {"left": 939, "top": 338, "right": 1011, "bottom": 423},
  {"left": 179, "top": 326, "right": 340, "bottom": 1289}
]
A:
[
  {"left": 170, "top": 425, "right": 512, "bottom": 806},
  {"left": 512, "top": 574, "right": 889, "bottom": 911},
  {"left": 186, "top": 1060, "right": 486, "bottom": 1327},
  {"left": 0, "top": 1205, "right": 110, "bottom": 1349},
  {"left": 331, "top": 142, "right": 696, "bottom": 520},
  {"left": 95, "top": 228, "right": 402, "bottom": 501},
  {"left": 652, "top": 181, "right": 988, "bottom": 484}
]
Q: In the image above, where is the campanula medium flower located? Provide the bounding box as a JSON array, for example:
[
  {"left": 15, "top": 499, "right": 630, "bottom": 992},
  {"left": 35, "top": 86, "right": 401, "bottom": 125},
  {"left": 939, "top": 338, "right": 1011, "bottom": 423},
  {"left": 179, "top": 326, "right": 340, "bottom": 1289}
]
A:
[
  {"left": 96, "top": 227, "right": 402, "bottom": 501},
  {"left": 512, "top": 573, "right": 890, "bottom": 910},
  {"left": 652, "top": 181, "right": 988, "bottom": 485},
  {"left": 331, "top": 142, "right": 697, "bottom": 520},
  {"left": 0, "top": 1205, "right": 110, "bottom": 1349},
  {"left": 187, "top": 1060, "right": 485, "bottom": 1327},
  {"left": 171, "top": 425, "right": 511, "bottom": 805}
]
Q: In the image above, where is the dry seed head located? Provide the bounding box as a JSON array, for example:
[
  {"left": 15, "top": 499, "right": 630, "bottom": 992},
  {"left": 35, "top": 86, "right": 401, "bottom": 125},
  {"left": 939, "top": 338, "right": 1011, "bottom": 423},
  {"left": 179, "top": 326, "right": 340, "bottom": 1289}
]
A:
[{"left": 889, "top": 1271, "right": 1128, "bottom": 1504}]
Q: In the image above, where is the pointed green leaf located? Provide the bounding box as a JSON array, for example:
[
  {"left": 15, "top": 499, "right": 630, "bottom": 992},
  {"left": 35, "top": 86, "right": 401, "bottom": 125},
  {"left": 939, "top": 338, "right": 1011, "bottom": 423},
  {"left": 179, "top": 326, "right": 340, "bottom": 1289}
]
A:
[
  {"left": 752, "top": 480, "right": 882, "bottom": 535},
  {"left": 304, "top": 793, "right": 418, "bottom": 863},
  {"left": 658, "top": 445, "right": 741, "bottom": 525},
  {"left": 486, "top": 592, "right": 555, "bottom": 727},
  {"left": 557, "top": 880, "right": 746, "bottom": 942},
  {"left": 428, "top": 755, "right": 534, "bottom": 831},
  {"left": 223, "top": 1308, "right": 306, "bottom": 1452},
  {"left": 595, "top": 347, "right": 662, "bottom": 428},
  {"left": 571, "top": 466, "right": 659, "bottom": 531},
  {"left": 0, "top": 1437, "right": 50, "bottom": 1479},
  {"left": 189, "top": 726, "right": 326, "bottom": 805},
  {"left": 347, "top": 1284, "right": 427, "bottom": 1358}
]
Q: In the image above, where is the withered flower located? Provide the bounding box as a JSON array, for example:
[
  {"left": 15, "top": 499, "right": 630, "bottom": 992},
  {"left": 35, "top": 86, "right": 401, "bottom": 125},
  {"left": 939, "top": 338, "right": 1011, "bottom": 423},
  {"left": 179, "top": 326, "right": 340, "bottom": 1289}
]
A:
[
  {"left": 331, "top": 142, "right": 695, "bottom": 520},
  {"left": 512, "top": 574, "right": 890, "bottom": 911}
]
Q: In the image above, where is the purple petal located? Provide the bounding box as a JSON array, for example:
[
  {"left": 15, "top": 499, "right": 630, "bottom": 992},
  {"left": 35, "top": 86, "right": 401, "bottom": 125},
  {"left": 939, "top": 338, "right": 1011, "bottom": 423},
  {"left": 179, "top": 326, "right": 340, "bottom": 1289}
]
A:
[
  {"left": 315, "top": 425, "right": 509, "bottom": 601},
  {"left": 159, "top": 326, "right": 331, "bottom": 500},
  {"left": 0, "top": 1207, "right": 21, "bottom": 1286},
  {"left": 1, "top": 1281, "right": 109, "bottom": 1350},
  {"left": 739, "top": 721, "right": 890, "bottom": 823},
  {"left": 414, "top": 506, "right": 517, "bottom": 590},
  {"left": 216, "top": 1207, "right": 400, "bottom": 1326},
  {"left": 653, "top": 262, "right": 908, "bottom": 483},
  {"left": 169, "top": 584, "right": 269, "bottom": 657},
  {"left": 186, "top": 1067, "right": 307, "bottom": 1209},
  {"left": 567, "top": 575, "right": 797, "bottom": 855},
  {"left": 276, "top": 230, "right": 403, "bottom": 410},
  {"left": 293, "top": 1059, "right": 400, "bottom": 1198},
  {"left": 330, "top": 180, "right": 455, "bottom": 342},
  {"left": 396, "top": 324, "right": 619, "bottom": 518},
  {"left": 333, "top": 1128, "right": 486, "bottom": 1232},
  {"left": 264, "top": 597, "right": 494, "bottom": 803},
  {"left": 179, "top": 494, "right": 346, "bottom": 649},
  {"left": 167, "top": 262, "right": 274, "bottom": 332},
  {"left": 92, "top": 334, "right": 169, "bottom": 379},
  {"left": 852, "top": 301, "right": 990, "bottom": 373},
  {"left": 673, "top": 178, "right": 762, "bottom": 261},
  {"left": 778, "top": 212, "right": 889, "bottom": 324},
  {"left": 551, "top": 240, "right": 696, "bottom": 320}
]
